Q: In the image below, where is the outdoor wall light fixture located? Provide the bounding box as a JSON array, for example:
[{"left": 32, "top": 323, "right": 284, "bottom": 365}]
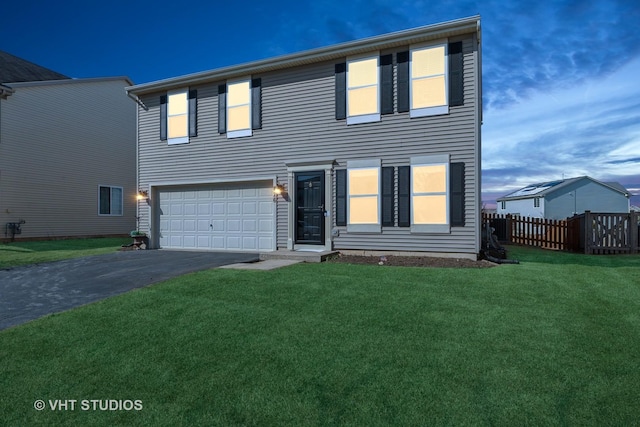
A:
[
  {"left": 137, "top": 190, "right": 149, "bottom": 201},
  {"left": 273, "top": 184, "right": 285, "bottom": 201}
]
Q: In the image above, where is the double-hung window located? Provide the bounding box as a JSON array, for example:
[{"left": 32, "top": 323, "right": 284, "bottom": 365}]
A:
[
  {"left": 227, "top": 79, "right": 252, "bottom": 138},
  {"left": 218, "top": 78, "right": 261, "bottom": 138},
  {"left": 167, "top": 90, "right": 189, "bottom": 144},
  {"left": 347, "top": 159, "right": 381, "bottom": 232},
  {"left": 336, "top": 157, "right": 464, "bottom": 232},
  {"left": 411, "top": 155, "right": 449, "bottom": 233},
  {"left": 347, "top": 54, "right": 380, "bottom": 125},
  {"left": 99, "top": 185, "right": 123, "bottom": 216},
  {"left": 410, "top": 42, "right": 448, "bottom": 117},
  {"left": 160, "top": 89, "right": 197, "bottom": 144}
]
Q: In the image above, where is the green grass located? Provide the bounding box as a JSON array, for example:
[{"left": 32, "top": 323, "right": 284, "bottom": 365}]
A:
[
  {"left": 1, "top": 246, "right": 639, "bottom": 426},
  {"left": 0, "top": 238, "right": 130, "bottom": 269}
]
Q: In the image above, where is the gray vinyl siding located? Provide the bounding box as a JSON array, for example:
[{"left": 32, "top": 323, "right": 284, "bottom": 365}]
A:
[
  {"left": 136, "top": 34, "right": 480, "bottom": 255},
  {"left": 0, "top": 79, "right": 136, "bottom": 239}
]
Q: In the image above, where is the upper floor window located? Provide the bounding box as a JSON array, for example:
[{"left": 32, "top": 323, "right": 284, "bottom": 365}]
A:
[
  {"left": 410, "top": 42, "right": 448, "bottom": 117},
  {"left": 347, "top": 55, "right": 380, "bottom": 125},
  {"left": 160, "top": 89, "right": 197, "bottom": 145},
  {"left": 167, "top": 90, "right": 188, "bottom": 144},
  {"left": 395, "top": 41, "right": 463, "bottom": 116},
  {"left": 99, "top": 185, "right": 123, "bottom": 216},
  {"left": 228, "top": 80, "right": 251, "bottom": 138},
  {"left": 218, "top": 78, "right": 262, "bottom": 138},
  {"left": 335, "top": 53, "right": 393, "bottom": 123}
]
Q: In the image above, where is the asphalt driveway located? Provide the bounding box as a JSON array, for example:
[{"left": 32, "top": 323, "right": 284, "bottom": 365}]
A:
[{"left": 0, "top": 250, "right": 259, "bottom": 331}]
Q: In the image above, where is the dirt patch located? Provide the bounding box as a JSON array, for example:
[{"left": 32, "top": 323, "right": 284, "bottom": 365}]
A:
[{"left": 328, "top": 253, "right": 496, "bottom": 268}]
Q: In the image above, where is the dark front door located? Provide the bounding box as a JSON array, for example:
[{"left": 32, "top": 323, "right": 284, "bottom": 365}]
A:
[{"left": 295, "top": 171, "right": 325, "bottom": 245}]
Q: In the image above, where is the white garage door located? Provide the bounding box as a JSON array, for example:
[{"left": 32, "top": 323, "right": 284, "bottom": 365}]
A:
[{"left": 158, "top": 182, "right": 274, "bottom": 251}]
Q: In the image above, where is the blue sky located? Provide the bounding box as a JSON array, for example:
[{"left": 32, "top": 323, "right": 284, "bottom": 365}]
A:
[{"left": 2, "top": 0, "right": 639, "bottom": 207}]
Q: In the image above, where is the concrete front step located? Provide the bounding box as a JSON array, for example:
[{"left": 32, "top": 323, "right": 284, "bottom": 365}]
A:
[{"left": 259, "top": 250, "right": 339, "bottom": 263}]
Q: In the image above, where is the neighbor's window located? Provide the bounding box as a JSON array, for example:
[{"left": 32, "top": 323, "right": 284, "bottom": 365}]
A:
[
  {"left": 534, "top": 197, "right": 540, "bottom": 207},
  {"left": 347, "top": 159, "right": 381, "bottom": 232},
  {"left": 167, "top": 90, "right": 188, "bottom": 144},
  {"left": 347, "top": 54, "right": 380, "bottom": 124},
  {"left": 411, "top": 42, "right": 448, "bottom": 117},
  {"left": 227, "top": 80, "right": 251, "bottom": 138},
  {"left": 99, "top": 186, "right": 123, "bottom": 216},
  {"left": 411, "top": 155, "right": 449, "bottom": 233}
]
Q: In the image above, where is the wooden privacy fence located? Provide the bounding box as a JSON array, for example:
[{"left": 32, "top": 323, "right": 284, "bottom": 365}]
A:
[
  {"left": 483, "top": 213, "right": 568, "bottom": 250},
  {"left": 569, "top": 211, "right": 640, "bottom": 254},
  {"left": 482, "top": 212, "right": 640, "bottom": 254}
]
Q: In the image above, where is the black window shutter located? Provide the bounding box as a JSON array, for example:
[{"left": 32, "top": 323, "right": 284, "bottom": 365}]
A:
[
  {"left": 335, "top": 169, "right": 347, "bottom": 226},
  {"left": 218, "top": 84, "right": 226, "bottom": 134},
  {"left": 450, "top": 162, "right": 465, "bottom": 226},
  {"left": 335, "top": 63, "right": 346, "bottom": 120},
  {"left": 449, "top": 42, "right": 463, "bottom": 107},
  {"left": 398, "top": 166, "right": 410, "bottom": 227},
  {"left": 380, "top": 54, "right": 394, "bottom": 115},
  {"left": 188, "top": 89, "right": 197, "bottom": 137},
  {"left": 396, "top": 52, "right": 410, "bottom": 113},
  {"left": 251, "top": 78, "right": 262, "bottom": 130},
  {"left": 159, "top": 95, "right": 167, "bottom": 140},
  {"left": 382, "top": 167, "right": 394, "bottom": 226}
]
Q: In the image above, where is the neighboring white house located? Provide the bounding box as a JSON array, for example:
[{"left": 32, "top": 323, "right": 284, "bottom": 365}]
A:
[
  {"left": 497, "top": 176, "right": 630, "bottom": 220},
  {"left": 0, "top": 50, "right": 136, "bottom": 240}
]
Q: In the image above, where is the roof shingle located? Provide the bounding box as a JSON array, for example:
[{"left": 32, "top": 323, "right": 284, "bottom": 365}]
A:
[{"left": 0, "top": 50, "right": 69, "bottom": 83}]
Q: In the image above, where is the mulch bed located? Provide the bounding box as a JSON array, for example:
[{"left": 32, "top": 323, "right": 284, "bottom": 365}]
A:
[{"left": 328, "top": 253, "right": 496, "bottom": 268}]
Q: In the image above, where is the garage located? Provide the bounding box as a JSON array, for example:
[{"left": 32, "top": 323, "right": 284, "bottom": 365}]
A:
[{"left": 157, "top": 181, "right": 275, "bottom": 251}]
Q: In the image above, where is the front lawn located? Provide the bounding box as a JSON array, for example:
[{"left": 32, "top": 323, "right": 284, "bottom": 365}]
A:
[
  {"left": 0, "top": 237, "right": 130, "bottom": 269},
  {"left": 1, "top": 247, "right": 638, "bottom": 425}
]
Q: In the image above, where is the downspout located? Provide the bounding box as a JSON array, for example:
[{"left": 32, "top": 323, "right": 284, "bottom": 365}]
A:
[
  {"left": 125, "top": 89, "right": 148, "bottom": 246},
  {"left": 126, "top": 90, "right": 148, "bottom": 111},
  {"left": 475, "top": 18, "right": 483, "bottom": 257},
  {"left": 0, "top": 85, "right": 15, "bottom": 233},
  {"left": 0, "top": 85, "right": 15, "bottom": 140},
  {"left": 131, "top": 91, "right": 144, "bottom": 245}
]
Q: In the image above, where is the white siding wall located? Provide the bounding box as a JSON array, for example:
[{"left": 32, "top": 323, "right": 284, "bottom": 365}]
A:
[
  {"left": 0, "top": 79, "right": 136, "bottom": 239},
  {"left": 546, "top": 180, "right": 630, "bottom": 219},
  {"left": 137, "top": 35, "right": 480, "bottom": 255},
  {"left": 499, "top": 180, "right": 630, "bottom": 220},
  {"left": 497, "top": 198, "right": 545, "bottom": 218}
]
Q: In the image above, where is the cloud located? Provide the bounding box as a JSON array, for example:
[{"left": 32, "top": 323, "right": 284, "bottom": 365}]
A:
[
  {"left": 483, "top": 54, "right": 640, "bottom": 200},
  {"left": 482, "top": 0, "right": 640, "bottom": 109}
]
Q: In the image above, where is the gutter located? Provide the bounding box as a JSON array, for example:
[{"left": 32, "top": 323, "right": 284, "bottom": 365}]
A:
[
  {"left": 126, "top": 15, "right": 481, "bottom": 96},
  {"left": 7, "top": 76, "right": 133, "bottom": 89},
  {"left": 127, "top": 90, "right": 148, "bottom": 110},
  {"left": 0, "top": 84, "right": 14, "bottom": 99}
]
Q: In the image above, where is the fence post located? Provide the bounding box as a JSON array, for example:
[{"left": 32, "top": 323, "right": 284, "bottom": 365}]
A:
[
  {"left": 631, "top": 211, "right": 639, "bottom": 254},
  {"left": 506, "top": 214, "right": 513, "bottom": 244},
  {"left": 583, "top": 211, "right": 591, "bottom": 254}
]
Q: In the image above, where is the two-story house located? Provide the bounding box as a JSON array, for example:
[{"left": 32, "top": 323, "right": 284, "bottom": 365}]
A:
[
  {"left": 126, "top": 16, "right": 482, "bottom": 259},
  {"left": 0, "top": 51, "right": 136, "bottom": 241}
]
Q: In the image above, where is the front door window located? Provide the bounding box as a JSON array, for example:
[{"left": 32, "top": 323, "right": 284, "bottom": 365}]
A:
[{"left": 295, "top": 171, "right": 325, "bottom": 244}]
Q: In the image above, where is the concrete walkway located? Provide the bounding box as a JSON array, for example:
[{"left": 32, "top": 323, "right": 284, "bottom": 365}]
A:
[
  {"left": 0, "top": 250, "right": 258, "bottom": 331},
  {"left": 219, "top": 259, "right": 302, "bottom": 270}
]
